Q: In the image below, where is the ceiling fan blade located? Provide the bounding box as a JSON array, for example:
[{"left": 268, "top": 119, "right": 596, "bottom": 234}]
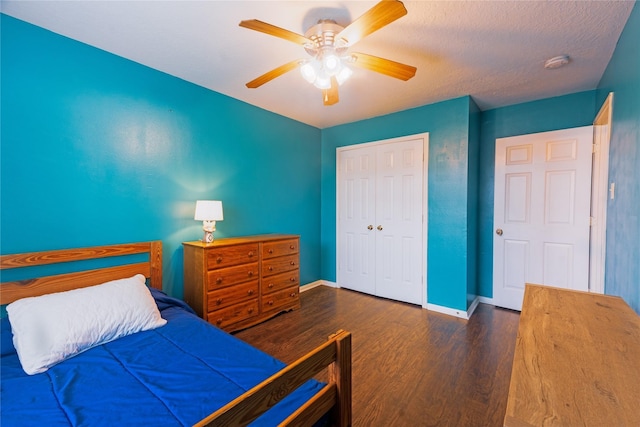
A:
[
  {"left": 246, "top": 60, "right": 302, "bottom": 88},
  {"left": 239, "top": 19, "right": 312, "bottom": 45},
  {"left": 322, "top": 77, "right": 339, "bottom": 106},
  {"left": 336, "top": 0, "right": 407, "bottom": 46},
  {"left": 349, "top": 52, "right": 416, "bottom": 81}
]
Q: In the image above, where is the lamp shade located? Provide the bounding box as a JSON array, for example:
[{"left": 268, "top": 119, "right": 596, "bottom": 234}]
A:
[{"left": 194, "top": 200, "right": 223, "bottom": 221}]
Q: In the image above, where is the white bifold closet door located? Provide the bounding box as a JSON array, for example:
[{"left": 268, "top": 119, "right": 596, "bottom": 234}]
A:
[{"left": 337, "top": 137, "right": 425, "bottom": 305}]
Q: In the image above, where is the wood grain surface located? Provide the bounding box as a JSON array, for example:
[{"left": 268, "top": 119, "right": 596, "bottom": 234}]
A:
[
  {"left": 0, "top": 241, "right": 162, "bottom": 304},
  {"left": 505, "top": 284, "right": 640, "bottom": 426}
]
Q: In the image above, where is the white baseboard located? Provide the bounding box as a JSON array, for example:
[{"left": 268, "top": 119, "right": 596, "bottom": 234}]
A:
[
  {"left": 467, "top": 296, "right": 480, "bottom": 318},
  {"left": 300, "top": 280, "right": 337, "bottom": 293},
  {"left": 426, "top": 296, "right": 480, "bottom": 320},
  {"left": 478, "top": 296, "right": 495, "bottom": 306}
]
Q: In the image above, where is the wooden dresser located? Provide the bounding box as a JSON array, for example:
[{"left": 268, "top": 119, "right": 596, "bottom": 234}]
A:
[
  {"left": 504, "top": 284, "right": 640, "bottom": 427},
  {"left": 182, "top": 234, "right": 300, "bottom": 332}
]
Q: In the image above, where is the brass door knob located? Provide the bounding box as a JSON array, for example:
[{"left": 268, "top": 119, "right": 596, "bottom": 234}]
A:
[
  {"left": 367, "top": 225, "right": 373, "bottom": 230},
  {"left": 377, "top": 225, "right": 383, "bottom": 231},
  {"left": 496, "top": 228, "right": 503, "bottom": 236}
]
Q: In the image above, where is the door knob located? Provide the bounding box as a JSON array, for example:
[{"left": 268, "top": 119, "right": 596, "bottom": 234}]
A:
[
  {"left": 367, "top": 225, "right": 373, "bottom": 230},
  {"left": 496, "top": 228, "right": 503, "bottom": 236},
  {"left": 377, "top": 225, "right": 383, "bottom": 231}
]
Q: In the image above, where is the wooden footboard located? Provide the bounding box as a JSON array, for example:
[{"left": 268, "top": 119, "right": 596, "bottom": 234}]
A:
[{"left": 196, "top": 329, "right": 352, "bottom": 427}]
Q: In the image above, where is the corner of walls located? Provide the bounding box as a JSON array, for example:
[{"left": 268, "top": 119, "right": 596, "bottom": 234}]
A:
[{"left": 467, "top": 97, "right": 481, "bottom": 309}]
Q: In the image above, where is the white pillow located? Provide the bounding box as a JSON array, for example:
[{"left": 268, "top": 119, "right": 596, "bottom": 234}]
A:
[{"left": 7, "top": 274, "right": 167, "bottom": 375}]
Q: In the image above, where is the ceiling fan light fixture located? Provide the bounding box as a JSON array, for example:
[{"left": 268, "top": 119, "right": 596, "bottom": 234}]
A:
[
  {"left": 300, "top": 62, "right": 317, "bottom": 83},
  {"left": 314, "top": 74, "right": 332, "bottom": 90},
  {"left": 320, "top": 46, "right": 342, "bottom": 75},
  {"left": 336, "top": 66, "right": 353, "bottom": 85},
  {"left": 323, "top": 54, "right": 341, "bottom": 73}
]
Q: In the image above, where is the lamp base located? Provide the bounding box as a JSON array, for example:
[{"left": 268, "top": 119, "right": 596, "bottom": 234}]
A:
[
  {"left": 201, "top": 220, "right": 216, "bottom": 244},
  {"left": 202, "top": 231, "right": 215, "bottom": 244}
]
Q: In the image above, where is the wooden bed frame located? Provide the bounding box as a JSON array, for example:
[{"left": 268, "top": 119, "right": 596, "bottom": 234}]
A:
[{"left": 0, "top": 241, "right": 352, "bottom": 427}]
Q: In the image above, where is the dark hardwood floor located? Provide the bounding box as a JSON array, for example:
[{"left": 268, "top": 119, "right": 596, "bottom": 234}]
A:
[{"left": 235, "top": 286, "right": 520, "bottom": 427}]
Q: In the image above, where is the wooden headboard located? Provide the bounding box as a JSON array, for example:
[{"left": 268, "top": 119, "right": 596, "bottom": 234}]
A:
[{"left": 0, "top": 241, "right": 162, "bottom": 305}]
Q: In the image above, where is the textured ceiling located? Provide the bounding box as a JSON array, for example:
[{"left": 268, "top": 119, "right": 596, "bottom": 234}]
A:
[{"left": 1, "top": 1, "right": 635, "bottom": 128}]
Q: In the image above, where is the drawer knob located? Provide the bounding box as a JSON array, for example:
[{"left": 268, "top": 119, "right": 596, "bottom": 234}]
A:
[
  {"left": 268, "top": 283, "right": 274, "bottom": 289},
  {"left": 289, "top": 245, "right": 295, "bottom": 250},
  {"left": 216, "top": 256, "right": 223, "bottom": 263},
  {"left": 248, "top": 271, "right": 254, "bottom": 277},
  {"left": 248, "top": 289, "right": 254, "bottom": 295},
  {"left": 216, "top": 298, "right": 223, "bottom": 305},
  {"left": 290, "top": 277, "right": 295, "bottom": 282},
  {"left": 290, "top": 261, "right": 295, "bottom": 266},
  {"left": 268, "top": 300, "right": 274, "bottom": 305},
  {"left": 248, "top": 308, "right": 254, "bottom": 313},
  {"left": 216, "top": 277, "right": 223, "bottom": 284},
  {"left": 248, "top": 251, "right": 254, "bottom": 257},
  {"left": 216, "top": 318, "right": 223, "bottom": 325},
  {"left": 290, "top": 292, "right": 296, "bottom": 297},
  {"left": 268, "top": 266, "right": 273, "bottom": 271},
  {"left": 268, "top": 249, "right": 273, "bottom": 254}
]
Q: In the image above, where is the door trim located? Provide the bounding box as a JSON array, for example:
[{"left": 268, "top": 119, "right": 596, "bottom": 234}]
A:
[
  {"left": 335, "top": 132, "right": 429, "bottom": 308},
  {"left": 589, "top": 92, "right": 613, "bottom": 294}
]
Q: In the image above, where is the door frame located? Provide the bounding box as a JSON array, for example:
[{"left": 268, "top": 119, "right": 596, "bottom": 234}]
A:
[
  {"left": 336, "top": 132, "right": 429, "bottom": 308},
  {"left": 589, "top": 92, "right": 613, "bottom": 294}
]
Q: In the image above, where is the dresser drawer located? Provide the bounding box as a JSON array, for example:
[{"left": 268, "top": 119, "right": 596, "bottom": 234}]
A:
[
  {"left": 261, "top": 287, "right": 299, "bottom": 314},
  {"left": 207, "top": 262, "right": 258, "bottom": 290},
  {"left": 262, "top": 239, "right": 299, "bottom": 259},
  {"left": 262, "top": 254, "right": 298, "bottom": 277},
  {"left": 208, "top": 299, "right": 259, "bottom": 329},
  {"left": 206, "top": 243, "right": 259, "bottom": 269},
  {"left": 207, "top": 281, "right": 259, "bottom": 311},
  {"left": 263, "top": 271, "right": 299, "bottom": 294}
]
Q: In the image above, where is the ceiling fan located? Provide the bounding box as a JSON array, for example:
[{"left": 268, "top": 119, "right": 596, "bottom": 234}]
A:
[{"left": 239, "top": 0, "right": 417, "bottom": 106}]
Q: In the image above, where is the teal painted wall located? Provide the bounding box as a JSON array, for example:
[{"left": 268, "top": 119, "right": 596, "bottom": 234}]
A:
[
  {"left": 477, "top": 91, "right": 598, "bottom": 298},
  {"left": 0, "top": 15, "right": 322, "bottom": 297},
  {"left": 321, "top": 97, "right": 472, "bottom": 311},
  {"left": 467, "top": 99, "right": 481, "bottom": 308},
  {"left": 596, "top": 1, "right": 640, "bottom": 313}
]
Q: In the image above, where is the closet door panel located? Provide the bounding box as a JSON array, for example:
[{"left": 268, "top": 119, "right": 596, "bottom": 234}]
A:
[
  {"left": 337, "top": 146, "right": 376, "bottom": 295},
  {"left": 374, "top": 139, "right": 424, "bottom": 305}
]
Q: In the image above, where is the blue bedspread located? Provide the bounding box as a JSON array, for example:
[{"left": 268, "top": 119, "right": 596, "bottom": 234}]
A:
[{"left": 0, "top": 289, "right": 324, "bottom": 426}]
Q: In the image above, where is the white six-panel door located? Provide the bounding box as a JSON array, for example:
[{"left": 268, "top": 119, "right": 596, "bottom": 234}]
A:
[
  {"left": 337, "top": 136, "right": 425, "bottom": 305},
  {"left": 493, "top": 127, "right": 593, "bottom": 311}
]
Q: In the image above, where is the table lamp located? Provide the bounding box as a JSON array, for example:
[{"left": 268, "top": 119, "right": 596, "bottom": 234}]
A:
[{"left": 194, "top": 200, "right": 223, "bottom": 243}]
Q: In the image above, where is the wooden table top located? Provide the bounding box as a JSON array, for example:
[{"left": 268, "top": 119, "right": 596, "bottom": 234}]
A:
[{"left": 504, "top": 284, "right": 640, "bottom": 427}]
